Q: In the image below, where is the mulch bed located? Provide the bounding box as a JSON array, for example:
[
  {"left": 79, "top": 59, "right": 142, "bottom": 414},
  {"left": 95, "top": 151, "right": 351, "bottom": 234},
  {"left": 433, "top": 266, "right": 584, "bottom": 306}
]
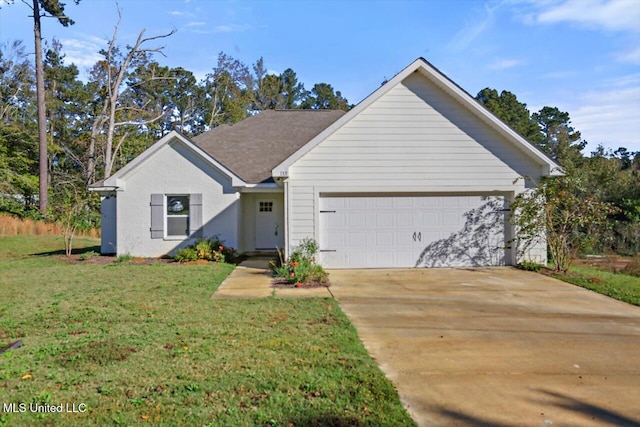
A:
[
  {"left": 573, "top": 256, "right": 634, "bottom": 271},
  {"left": 60, "top": 254, "right": 173, "bottom": 265},
  {"left": 271, "top": 277, "right": 330, "bottom": 289}
]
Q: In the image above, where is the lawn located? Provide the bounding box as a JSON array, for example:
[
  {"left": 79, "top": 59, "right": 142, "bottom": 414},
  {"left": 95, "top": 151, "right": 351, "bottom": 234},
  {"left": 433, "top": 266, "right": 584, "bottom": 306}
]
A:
[
  {"left": 0, "top": 236, "right": 415, "bottom": 426},
  {"left": 551, "top": 265, "right": 640, "bottom": 306}
]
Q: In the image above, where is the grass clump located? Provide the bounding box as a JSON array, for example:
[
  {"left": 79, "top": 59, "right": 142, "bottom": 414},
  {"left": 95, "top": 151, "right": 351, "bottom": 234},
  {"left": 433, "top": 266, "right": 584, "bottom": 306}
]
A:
[
  {"left": 0, "top": 235, "right": 414, "bottom": 426},
  {"left": 115, "top": 253, "right": 133, "bottom": 263},
  {"left": 78, "top": 250, "right": 99, "bottom": 261}
]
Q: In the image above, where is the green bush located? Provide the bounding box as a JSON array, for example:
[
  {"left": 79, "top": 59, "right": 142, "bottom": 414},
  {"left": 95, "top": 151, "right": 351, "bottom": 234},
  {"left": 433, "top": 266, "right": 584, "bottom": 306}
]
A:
[
  {"left": 174, "top": 247, "right": 199, "bottom": 262},
  {"left": 173, "top": 236, "right": 238, "bottom": 263},
  {"left": 272, "top": 238, "right": 327, "bottom": 285},
  {"left": 79, "top": 250, "right": 99, "bottom": 261},
  {"left": 518, "top": 261, "right": 543, "bottom": 272}
]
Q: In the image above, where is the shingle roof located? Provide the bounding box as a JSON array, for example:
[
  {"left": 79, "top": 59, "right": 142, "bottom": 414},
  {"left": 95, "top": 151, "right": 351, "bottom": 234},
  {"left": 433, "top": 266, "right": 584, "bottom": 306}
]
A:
[{"left": 192, "top": 109, "right": 345, "bottom": 184}]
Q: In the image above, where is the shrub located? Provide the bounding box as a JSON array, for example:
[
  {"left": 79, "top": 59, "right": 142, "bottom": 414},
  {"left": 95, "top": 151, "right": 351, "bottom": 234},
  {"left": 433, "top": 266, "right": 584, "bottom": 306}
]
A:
[
  {"left": 79, "top": 250, "right": 99, "bottom": 261},
  {"left": 173, "top": 236, "right": 238, "bottom": 263},
  {"left": 195, "top": 240, "right": 213, "bottom": 260},
  {"left": 174, "top": 247, "right": 199, "bottom": 263},
  {"left": 272, "top": 238, "right": 327, "bottom": 285},
  {"left": 517, "top": 261, "right": 542, "bottom": 272}
]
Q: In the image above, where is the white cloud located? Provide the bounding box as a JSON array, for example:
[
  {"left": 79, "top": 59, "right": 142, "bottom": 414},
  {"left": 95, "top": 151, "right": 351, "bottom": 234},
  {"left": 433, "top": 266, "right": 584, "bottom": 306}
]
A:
[
  {"left": 168, "top": 10, "right": 195, "bottom": 18},
  {"left": 606, "top": 73, "right": 640, "bottom": 87},
  {"left": 535, "top": 0, "right": 640, "bottom": 33},
  {"left": 186, "top": 21, "right": 206, "bottom": 27},
  {"left": 213, "top": 24, "right": 252, "bottom": 33},
  {"left": 615, "top": 45, "right": 640, "bottom": 64},
  {"left": 60, "top": 37, "right": 104, "bottom": 69},
  {"left": 569, "top": 74, "right": 640, "bottom": 151},
  {"left": 488, "top": 58, "right": 525, "bottom": 70},
  {"left": 539, "top": 70, "right": 577, "bottom": 79},
  {"left": 448, "top": 3, "right": 498, "bottom": 50}
]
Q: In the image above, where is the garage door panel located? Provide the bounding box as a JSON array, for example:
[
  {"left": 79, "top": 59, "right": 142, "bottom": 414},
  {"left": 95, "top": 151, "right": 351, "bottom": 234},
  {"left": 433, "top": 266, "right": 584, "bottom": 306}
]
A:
[
  {"left": 324, "top": 231, "right": 346, "bottom": 248},
  {"left": 396, "top": 212, "right": 413, "bottom": 227},
  {"left": 326, "top": 213, "right": 346, "bottom": 228},
  {"left": 348, "top": 198, "right": 365, "bottom": 208},
  {"left": 395, "top": 198, "right": 413, "bottom": 208},
  {"left": 376, "top": 213, "right": 393, "bottom": 227},
  {"left": 320, "top": 195, "right": 507, "bottom": 268},
  {"left": 347, "top": 231, "right": 367, "bottom": 247},
  {"left": 347, "top": 213, "right": 364, "bottom": 228},
  {"left": 442, "top": 211, "right": 463, "bottom": 227},
  {"left": 421, "top": 211, "right": 439, "bottom": 226}
]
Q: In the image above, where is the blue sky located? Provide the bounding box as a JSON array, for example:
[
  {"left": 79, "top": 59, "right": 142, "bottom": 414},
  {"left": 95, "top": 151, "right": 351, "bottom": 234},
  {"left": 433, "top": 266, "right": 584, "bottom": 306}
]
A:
[{"left": 1, "top": 0, "right": 639, "bottom": 152}]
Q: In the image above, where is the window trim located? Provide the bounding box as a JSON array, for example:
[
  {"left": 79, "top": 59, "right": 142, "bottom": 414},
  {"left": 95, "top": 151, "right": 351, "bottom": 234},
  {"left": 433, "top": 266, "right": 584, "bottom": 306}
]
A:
[
  {"left": 259, "top": 201, "right": 274, "bottom": 212},
  {"left": 165, "top": 194, "right": 190, "bottom": 239}
]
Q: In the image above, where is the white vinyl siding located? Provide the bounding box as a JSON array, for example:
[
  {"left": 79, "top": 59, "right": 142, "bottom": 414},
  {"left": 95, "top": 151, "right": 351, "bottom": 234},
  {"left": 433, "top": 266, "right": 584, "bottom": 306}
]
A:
[{"left": 287, "top": 72, "right": 545, "bottom": 256}]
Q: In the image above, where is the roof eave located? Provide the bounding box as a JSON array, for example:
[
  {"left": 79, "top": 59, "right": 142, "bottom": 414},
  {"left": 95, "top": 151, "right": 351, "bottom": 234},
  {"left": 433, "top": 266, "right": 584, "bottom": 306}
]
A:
[{"left": 88, "top": 186, "right": 118, "bottom": 192}]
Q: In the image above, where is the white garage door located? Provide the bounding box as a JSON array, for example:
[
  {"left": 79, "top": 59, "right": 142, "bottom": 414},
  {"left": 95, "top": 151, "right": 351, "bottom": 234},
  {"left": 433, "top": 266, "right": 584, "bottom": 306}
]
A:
[{"left": 319, "top": 195, "right": 507, "bottom": 268}]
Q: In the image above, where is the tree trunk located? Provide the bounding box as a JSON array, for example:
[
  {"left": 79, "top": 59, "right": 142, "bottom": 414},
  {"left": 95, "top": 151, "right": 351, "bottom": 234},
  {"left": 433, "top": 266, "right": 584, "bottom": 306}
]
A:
[{"left": 33, "top": 0, "right": 48, "bottom": 214}]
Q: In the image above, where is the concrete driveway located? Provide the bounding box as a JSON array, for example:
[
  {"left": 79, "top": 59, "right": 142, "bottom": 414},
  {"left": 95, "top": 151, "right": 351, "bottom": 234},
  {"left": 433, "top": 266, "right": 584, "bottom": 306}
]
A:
[{"left": 329, "top": 267, "right": 640, "bottom": 426}]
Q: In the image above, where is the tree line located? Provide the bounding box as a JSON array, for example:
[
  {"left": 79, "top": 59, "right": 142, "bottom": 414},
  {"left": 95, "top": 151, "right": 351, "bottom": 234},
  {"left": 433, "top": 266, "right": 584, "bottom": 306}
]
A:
[
  {"left": 475, "top": 88, "right": 640, "bottom": 263},
  {"left": 0, "top": 1, "right": 638, "bottom": 260},
  {"left": 0, "top": 2, "right": 350, "bottom": 228}
]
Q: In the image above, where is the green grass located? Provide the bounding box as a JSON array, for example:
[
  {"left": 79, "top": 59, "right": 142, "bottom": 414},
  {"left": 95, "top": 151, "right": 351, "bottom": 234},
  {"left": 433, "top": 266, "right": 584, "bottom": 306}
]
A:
[
  {"left": 0, "top": 236, "right": 414, "bottom": 426},
  {"left": 552, "top": 265, "right": 640, "bottom": 306}
]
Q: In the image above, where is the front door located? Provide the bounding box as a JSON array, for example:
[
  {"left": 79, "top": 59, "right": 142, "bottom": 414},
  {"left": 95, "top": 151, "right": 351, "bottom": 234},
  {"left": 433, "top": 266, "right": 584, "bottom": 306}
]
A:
[{"left": 255, "top": 200, "right": 279, "bottom": 249}]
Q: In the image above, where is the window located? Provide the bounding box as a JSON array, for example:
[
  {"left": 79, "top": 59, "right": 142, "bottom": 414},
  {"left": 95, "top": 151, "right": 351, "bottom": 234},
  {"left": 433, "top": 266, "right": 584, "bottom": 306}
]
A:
[
  {"left": 166, "top": 195, "right": 189, "bottom": 237},
  {"left": 259, "top": 201, "right": 273, "bottom": 212}
]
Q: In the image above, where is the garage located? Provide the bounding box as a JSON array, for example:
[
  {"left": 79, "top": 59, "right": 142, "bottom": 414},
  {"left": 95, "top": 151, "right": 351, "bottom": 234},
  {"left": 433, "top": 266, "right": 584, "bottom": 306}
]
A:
[{"left": 319, "top": 194, "right": 509, "bottom": 268}]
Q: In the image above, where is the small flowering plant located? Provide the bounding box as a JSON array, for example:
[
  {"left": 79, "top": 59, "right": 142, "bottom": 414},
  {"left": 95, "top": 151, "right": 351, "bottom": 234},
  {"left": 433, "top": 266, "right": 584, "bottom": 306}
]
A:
[
  {"left": 272, "top": 238, "right": 327, "bottom": 285},
  {"left": 174, "top": 236, "right": 239, "bottom": 263}
]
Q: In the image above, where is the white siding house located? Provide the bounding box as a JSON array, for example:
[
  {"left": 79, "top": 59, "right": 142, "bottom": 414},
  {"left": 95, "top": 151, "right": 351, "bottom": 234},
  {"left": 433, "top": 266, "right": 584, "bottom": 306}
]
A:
[{"left": 92, "top": 58, "right": 560, "bottom": 267}]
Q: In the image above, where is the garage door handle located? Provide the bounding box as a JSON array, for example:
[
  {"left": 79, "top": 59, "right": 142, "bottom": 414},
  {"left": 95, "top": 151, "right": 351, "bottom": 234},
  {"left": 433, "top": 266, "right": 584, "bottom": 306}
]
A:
[
  {"left": 418, "top": 232, "right": 421, "bottom": 242},
  {"left": 412, "top": 232, "right": 416, "bottom": 242}
]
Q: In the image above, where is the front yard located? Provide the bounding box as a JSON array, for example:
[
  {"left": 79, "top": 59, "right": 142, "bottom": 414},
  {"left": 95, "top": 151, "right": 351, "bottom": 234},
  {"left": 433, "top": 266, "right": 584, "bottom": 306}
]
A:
[{"left": 0, "top": 236, "right": 415, "bottom": 426}]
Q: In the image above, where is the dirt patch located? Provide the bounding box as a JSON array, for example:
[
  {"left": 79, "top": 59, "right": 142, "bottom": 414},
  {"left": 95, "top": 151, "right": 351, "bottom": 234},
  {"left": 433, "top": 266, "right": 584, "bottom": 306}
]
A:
[
  {"left": 183, "top": 259, "right": 210, "bottom": 265},
  {"left": 57, "top": 339, "right": 136, "bottom": 367},
  {"left": 271, "top": 278, "right": 330, "bottom": 289},
  {"left": 59, "top": 254, "right": 173, "bottom": 265},
  {"left": 573, "top": 256, "right": 634, "bottom": 272}
]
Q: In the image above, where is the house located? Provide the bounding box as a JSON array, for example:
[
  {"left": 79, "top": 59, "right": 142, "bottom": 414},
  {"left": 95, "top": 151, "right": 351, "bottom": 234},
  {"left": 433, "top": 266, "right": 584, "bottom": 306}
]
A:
[{"left": 90, "top": 58, "right": 560, "bottom": 268}]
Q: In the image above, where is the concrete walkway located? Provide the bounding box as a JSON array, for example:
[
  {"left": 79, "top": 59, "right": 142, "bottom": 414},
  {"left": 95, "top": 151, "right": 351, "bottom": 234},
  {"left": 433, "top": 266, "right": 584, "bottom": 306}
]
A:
[{"left": 212, "top": 258, "right": 333, "bottom": 299}]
